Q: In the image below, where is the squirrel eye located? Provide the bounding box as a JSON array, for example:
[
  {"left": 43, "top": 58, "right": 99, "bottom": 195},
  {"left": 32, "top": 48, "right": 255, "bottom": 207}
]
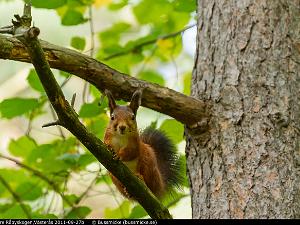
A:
[
  {"left": 131, "top": 115, "right": 135, "bottom": 120},
  {"left": 111, "top": 115, "right": 115, "bottom": 120}
]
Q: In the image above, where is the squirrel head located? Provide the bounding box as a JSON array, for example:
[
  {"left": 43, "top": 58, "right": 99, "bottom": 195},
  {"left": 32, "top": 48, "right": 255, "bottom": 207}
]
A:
[{"left": 105, "top": 89, "right": 142, "bottom": 136}]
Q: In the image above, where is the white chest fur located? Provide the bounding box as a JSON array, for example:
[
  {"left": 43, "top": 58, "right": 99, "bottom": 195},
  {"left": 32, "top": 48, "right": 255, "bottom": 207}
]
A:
[
  {"left": 123, "top": 158, "right": 138, "bottom": 172},
  {"left": 111, "top": 135, "right": 128, "bottom": 151},
  {"left": 111, "top": 135, "right": 138, "bottom": 172}
]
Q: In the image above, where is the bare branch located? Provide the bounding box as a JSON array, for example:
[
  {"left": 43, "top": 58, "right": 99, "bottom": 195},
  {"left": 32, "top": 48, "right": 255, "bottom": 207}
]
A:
[
  {"left": 0, "top": 27, "right": 14, "bottom": 34},
  {"left": 71, "top": 93, "right": 76, "bottom": 108},
  {"left": 42, "top": 120, "right": 61, "bottom": 128},
  {"left": 0, "top": 34, "right": 208, "bottom": 129},
  {"left": 49, "top": 104, "right": 66, "bottom": 139}
]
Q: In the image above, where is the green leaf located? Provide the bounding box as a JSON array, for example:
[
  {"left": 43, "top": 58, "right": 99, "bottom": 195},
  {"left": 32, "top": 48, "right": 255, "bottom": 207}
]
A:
[
  {"left": 9, "top": 136, "right": 37, "bottom": 158},
  {"left": 59, "top": 71, "right": 71, "bottom": 78},
  {"left": 26, "top": 138, "right": 77, "bottom": 174},
  {"left": 55, "top": 138, "right": 77, "bottom": 154},
  {"left": 64, "top": 194, "right": 80, "bottom": 205},
  {"left": 62, "top": 9, "right": 88, "bottom": 26},
  {"left": 133, "top": 0, "right": 172, "bottom": 25},
  {"left": 65, "top": 206, "right": 91, "bottom": 219},
  {"left": 56, "top": 152, "right": 96, "bottom": 169},
  {"left": 30, "top": 0, "right": 67, "bottom": 9},
  {"left": 156, "top": 35, "right": 183, "bottom": 61},
  {"left": 88, "top": 114, "right": 109, "bottom": 139},
  {"left": 57, "top": 153, "right": 80, "bottom": 165},
  {"left": 183, "top": 72, "right": 191, "bottom": 95},
  {"left": 78, "top": 154, "right": 97, "bottom": 168},
  {"left": 15, "top": 182, "right": 43, "bottom": 201},
  {"left": 108, "top": 0, "right": 128, "bottom": 10},
  {"left": 173, "top": 0, "right": 196, "bottom": 12},
  {"left": 27, "top": 144, "right": 69, "bottom": 173},
  {"left": 149, "top": 120, "right": 158, "bottom": 129},
  {"left": 89, "top": 85, "right": 100, "bottom": 98},
  {"left": 27, "top": 69, "right": 44, "bottom": 93},
  {"left": 96, "top": 174, "right": 112, "bottom": 185},
  {"left": 79, "top": 101, "right": 104, "bottom": 118},
  {"left": 71, "top": 36, "right": 86, "bottom": 51},
  {"left": 162, "top": 191, "right": 188, "bottom": 209},
  {"left": 0, "top": 169, "right": 28, "bottom": 185},
  {"left": 0, "top": 98, "right": 39, "bottom": 119},
  {"left": 0, "top": 204, "right": 31, "bottom": 219},
  {"left": 159, "top": 119, "right": 184, "bottom": 144},
  {"left": 134, "top": 0, "right": 191, "bottom": 33},
  {"left": 138, "top": 70, "right": 165, "bottom": 86},
  {"left": 128, "top": 205, "right": 147, "bottom": 219},
  {"left": 0, "top": 182, "right": 5, "bottom": 196},
  {"left": 99, "top": 22, "right": 131, "bottom": 48},
  {"left": 178, "top": 155, "right": 189, "bottom": 187},
  {"left": 104, "top": 200, "right": 131, "bottom": 219}
]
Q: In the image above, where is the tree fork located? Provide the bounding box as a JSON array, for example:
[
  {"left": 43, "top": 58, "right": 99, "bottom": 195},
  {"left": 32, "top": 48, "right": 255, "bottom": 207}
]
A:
[{"left": 1, "top": 3, "right": 173, "bottom": 219}]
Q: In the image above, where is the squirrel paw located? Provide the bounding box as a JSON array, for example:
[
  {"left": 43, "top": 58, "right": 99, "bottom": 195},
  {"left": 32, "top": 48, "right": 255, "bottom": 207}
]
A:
[
  {"left": 112, "top": 151, "right": 120, "bottom": 161},
  {"left": 135, "top": 173, "right": 144, "bottom": 182},
  {"left": 123, "top": 187, "right": 133, "bottom": 199}
]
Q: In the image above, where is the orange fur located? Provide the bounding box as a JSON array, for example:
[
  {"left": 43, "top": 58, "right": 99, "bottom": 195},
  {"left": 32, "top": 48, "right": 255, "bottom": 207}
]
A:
[{"left": 104, "top": 90, "right": 165, "bottom": 198}]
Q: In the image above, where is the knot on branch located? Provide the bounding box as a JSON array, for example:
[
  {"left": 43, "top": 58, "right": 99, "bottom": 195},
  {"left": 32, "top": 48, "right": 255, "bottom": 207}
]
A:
[
  {"left": 0, "top": 3, "right": 32, "bottom": 36},
  {"left": 27, "top": 27, "right": 40, "bottom": 39}
]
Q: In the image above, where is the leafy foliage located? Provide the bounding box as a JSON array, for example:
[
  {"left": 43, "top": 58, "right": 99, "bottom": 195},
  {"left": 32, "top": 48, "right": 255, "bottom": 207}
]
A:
[
  {"left": 71, "top": 36, "right": 86, "bottom": 51},
  {"left": 1, "top": 0, "right": 195, "bottom": 219},
  {"left": 0, "top": 98, "right": 39, "bottom": 119}
]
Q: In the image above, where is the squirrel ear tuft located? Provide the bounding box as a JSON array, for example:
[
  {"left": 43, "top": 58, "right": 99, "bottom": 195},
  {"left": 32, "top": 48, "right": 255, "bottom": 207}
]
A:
[
  {"left": 105, "top": 89, "right": 116, "bottom": 112},
  {"left": 129, "top": 89, "right": 142, "bottom": 115}
]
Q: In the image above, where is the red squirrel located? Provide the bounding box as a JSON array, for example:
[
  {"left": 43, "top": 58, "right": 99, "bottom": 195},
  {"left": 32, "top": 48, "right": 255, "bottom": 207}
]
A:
[{"left": 104, "top": 89, "right": 182, "bottom": 199}]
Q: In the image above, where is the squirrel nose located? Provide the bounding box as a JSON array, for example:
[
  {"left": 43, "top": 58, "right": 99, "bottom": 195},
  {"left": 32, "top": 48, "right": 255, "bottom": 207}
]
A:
[{"left": 119, "top": 125, "right": 126, "bottom": 132}]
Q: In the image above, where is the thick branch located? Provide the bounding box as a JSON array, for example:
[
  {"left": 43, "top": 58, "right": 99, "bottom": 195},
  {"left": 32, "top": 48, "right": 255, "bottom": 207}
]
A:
[
  {"left": 17, "top": 27, "right": 172, "bottom": 219},
  {"left": 0, "top": 34, "right": 208, "bottom": 129}
]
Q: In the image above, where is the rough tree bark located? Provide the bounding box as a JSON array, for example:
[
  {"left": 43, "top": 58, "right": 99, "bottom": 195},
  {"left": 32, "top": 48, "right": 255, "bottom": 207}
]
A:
[{"left": 186, "top": 0, "right": 300, "bottom": 218}]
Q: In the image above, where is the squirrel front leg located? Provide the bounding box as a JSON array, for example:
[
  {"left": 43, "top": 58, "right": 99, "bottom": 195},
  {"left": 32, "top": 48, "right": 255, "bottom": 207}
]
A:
[
  {"left": 135, "top": 172, "right": 144, "bottom": 182},
  {"left": 110, "top": 173, "right": 133, "bottom": 199},
  {"left": 118, "top": 146, "right": 138, "bottom": 161},
  {"left": 104, "top": 138, "right": 120, "bottom": 161}
]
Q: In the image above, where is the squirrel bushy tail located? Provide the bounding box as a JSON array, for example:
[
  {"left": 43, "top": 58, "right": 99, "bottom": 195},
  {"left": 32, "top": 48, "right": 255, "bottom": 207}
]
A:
[{"left": 140, "top": 127, "right": 184, "bottom": 190}]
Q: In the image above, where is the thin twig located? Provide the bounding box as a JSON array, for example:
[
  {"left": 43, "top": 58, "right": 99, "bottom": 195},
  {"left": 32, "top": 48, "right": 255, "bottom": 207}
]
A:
[
  {"left": 71, "top": 93, "right": 76, "bottom": 108},
  {"left": 88, "top": 6, "right": 95, "bottom": 58},
  {"left": 25, "top": 110, "right": 34, "bottom": 136},
  {"left": 42, "top": 120, "right": 61, "bottom": 128},
  {"left": 103, "top": 24, "right": 196, "bottom": 61},
  {"left": 46, "top": 190, "right": 55, "bottom": 214},
  {"left": 0, "top": 174, "right": 32, "bottom": 219},
  {"left": 170, "top": 37, "right": 179, "bottom": 83},
  {"left": 60, "top": 75, "right": 72, "bottom": 88},
  {"left": 135, "top": 45, "right": 157, "bottom": 77},
  {"left": 49, "top": 104, "right": 65, "bottom": 139},
  {"left": 0, "top": 26, "right": 14, "bottom": 34},
  {"left": 82, "top": 6, "right": 95, "bottom": 104},
  {"left": 77, "top": 174, "right": 98, "bottom": 203},
  {"left": 102, "top": 173, "right": 125, "bottom": 218}
]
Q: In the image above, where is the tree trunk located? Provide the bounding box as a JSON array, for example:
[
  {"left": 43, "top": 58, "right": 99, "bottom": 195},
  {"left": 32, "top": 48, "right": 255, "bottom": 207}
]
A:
[{"left": 186, "top": 0, "right": 300, "bottom": 218}]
